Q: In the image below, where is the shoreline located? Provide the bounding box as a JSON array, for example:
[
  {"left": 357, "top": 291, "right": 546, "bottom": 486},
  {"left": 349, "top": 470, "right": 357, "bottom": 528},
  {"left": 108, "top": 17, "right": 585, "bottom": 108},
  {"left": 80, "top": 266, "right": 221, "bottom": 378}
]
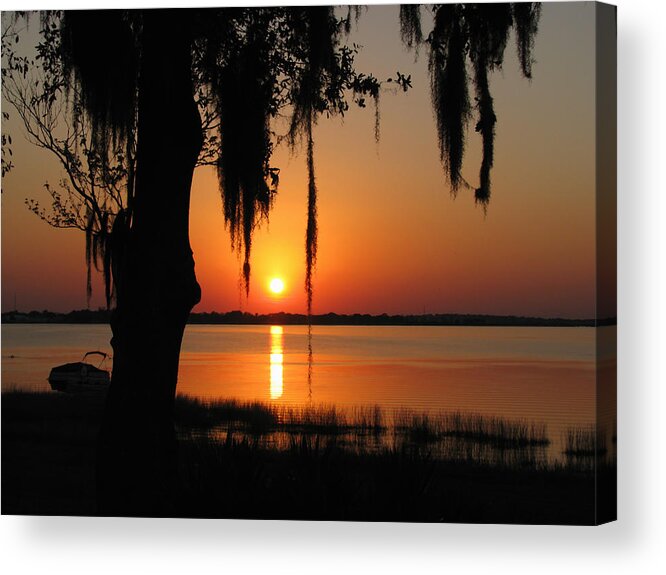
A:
[
  {"left": 2, "top": 310, "right": 616, "bottom": 327},
  {"left": 2, "top": 390, "right": 616, "bottom": 523}
]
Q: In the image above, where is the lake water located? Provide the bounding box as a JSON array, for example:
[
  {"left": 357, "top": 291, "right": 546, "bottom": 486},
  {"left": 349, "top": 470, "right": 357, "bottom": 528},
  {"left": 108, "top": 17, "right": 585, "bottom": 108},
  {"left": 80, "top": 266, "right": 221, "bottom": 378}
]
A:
[{"left": 1, "top": 323, "right": 615, "bottom": 461}]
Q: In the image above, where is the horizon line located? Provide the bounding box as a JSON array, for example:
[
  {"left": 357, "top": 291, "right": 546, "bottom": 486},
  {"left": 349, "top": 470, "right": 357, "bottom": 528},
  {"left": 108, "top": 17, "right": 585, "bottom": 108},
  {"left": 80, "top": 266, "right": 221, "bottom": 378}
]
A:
[{"left": 1, "top": 308, "right": 616, "bottom": 326}]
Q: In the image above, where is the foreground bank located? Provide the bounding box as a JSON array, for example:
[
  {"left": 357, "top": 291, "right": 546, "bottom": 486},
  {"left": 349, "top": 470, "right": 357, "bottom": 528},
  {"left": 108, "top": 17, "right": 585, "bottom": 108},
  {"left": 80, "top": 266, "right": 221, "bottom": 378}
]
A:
[{"left": 1, "top": 391, "right": 615, "bottom": 523}]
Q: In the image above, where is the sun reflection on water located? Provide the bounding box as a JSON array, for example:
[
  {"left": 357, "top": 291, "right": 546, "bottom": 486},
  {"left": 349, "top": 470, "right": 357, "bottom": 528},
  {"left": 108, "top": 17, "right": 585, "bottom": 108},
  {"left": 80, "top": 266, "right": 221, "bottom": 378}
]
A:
[{"left": 269, "top": 326, "right": 283, "bottom": 399}]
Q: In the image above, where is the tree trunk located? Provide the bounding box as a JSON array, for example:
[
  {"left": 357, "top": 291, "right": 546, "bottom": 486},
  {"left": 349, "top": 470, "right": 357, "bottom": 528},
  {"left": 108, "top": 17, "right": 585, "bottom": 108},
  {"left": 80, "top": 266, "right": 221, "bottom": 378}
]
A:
[{"left": 96, "top": 11, "right": 203, "bottom": 516}]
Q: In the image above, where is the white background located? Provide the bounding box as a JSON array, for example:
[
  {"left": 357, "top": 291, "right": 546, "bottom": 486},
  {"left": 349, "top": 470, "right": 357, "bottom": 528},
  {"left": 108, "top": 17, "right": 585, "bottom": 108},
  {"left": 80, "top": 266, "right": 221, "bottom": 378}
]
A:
[{"left": 1, "top": 1, "right": 664, "bottom": 573}]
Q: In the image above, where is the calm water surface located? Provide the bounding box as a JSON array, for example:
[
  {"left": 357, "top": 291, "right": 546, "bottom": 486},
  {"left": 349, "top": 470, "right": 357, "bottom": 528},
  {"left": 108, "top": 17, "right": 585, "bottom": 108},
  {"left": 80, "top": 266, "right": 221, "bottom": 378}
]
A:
[{"left": 2, "top": 323, "right": 612, "bottom": 459}]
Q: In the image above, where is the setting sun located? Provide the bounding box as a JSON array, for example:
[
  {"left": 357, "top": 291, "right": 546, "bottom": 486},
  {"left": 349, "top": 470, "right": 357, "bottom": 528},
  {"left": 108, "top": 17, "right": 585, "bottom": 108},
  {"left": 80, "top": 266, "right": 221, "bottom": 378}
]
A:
[{"left": 268, "top": 277, "right": 285, "bottom": 295}]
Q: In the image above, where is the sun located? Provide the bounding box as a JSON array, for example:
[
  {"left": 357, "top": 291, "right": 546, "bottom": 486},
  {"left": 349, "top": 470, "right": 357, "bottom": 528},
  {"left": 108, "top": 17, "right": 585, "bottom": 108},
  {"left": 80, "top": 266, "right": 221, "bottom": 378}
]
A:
[{"left": 268, "top": 277, "right": 285, "bottom": 295}]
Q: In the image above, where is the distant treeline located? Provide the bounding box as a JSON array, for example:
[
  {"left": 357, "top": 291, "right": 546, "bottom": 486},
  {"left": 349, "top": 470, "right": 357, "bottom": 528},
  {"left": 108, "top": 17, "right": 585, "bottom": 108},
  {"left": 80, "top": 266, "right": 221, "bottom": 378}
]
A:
[{"left": 2, "top": 309, "right": 615, "bottom": 327}]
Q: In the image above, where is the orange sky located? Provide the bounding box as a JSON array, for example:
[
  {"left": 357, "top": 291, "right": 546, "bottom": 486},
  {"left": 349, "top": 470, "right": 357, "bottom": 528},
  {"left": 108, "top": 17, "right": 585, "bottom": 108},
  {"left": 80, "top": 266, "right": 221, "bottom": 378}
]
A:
[{"left": 1, "top": 4, "right": 601, "bottom": 318}]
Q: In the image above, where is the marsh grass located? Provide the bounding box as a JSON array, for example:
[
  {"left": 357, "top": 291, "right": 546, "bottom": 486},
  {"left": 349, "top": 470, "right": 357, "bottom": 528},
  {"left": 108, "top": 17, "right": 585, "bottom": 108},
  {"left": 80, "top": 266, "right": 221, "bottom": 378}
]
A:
[
  {"left": 175, "top": 429, "right": 605, "bottom": 524},
  {"left": 275, "top": 404, "right": 348, "bottom": 432},
  {"left": 174, "top": 396, "right": 384, "bottom": 435},
  {"left": 174, "top": 395, "right": 276, "bottom": 432},
  {"left": 3, "top": 391, "right": 550, "bottom": 454},
  {"left": 2, "top": 390, "right": 615, "bottom": 522},
  {"left": 393, "top": 409, "right": 549, "bottom": 448},
  {"left": 173, "top": 396, "right": 550, "bottom": 461},
  {"left": 562, "top": 425, "right": 608, "bottom": 456}
]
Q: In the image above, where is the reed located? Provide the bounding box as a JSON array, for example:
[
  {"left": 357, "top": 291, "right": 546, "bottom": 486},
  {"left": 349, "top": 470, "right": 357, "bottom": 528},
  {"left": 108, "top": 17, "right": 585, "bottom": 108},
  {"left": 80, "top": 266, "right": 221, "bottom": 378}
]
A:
[
  {"left": 350, "top": 404, "right": 385, "bottom": 432},
  {"left": 4, "top": 392, "right": 552, "bottom": 453},
  {"left": 175, "top": 431, "right": 605, "bottom": 524},
  {"left": 175, "top": 397, "right": 551, "bottom": 449},
  {"left": 174, "top": 395, "right": 277, "bottom": 432},
  {"left": 274, "top": 403, "right": 348, "bottom": 432},
  {"left": 3, "top": 390, "right": 614, "bottom": 522},
  {"left": 393, "top": 410, "right": 443, "bottom": 442},
  {"left": 441, "top": 411, "right": 549, "bottom": 448},
  {"left": 174, "top": 395, "right": 387, "bottom": 435},
  {"left": 562, "top": 425, "right": 607, "bottom": 456},
  {"left": 392, "top": 409, "right": 549, "bottom": 448}
]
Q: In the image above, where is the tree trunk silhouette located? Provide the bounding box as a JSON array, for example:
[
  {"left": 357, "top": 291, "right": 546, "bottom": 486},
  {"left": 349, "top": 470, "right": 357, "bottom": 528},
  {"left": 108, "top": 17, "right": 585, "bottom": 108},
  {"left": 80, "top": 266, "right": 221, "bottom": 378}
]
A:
[{"left": 96, "top": 11, "right": 203, "bottom": 516}]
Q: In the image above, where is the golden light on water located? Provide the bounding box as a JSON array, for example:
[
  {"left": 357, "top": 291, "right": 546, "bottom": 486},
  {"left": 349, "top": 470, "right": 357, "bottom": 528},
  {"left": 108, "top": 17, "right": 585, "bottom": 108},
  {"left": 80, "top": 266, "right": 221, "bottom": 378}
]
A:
[{"left": 269, "top": 325, "right": 284, "bottom": 399}]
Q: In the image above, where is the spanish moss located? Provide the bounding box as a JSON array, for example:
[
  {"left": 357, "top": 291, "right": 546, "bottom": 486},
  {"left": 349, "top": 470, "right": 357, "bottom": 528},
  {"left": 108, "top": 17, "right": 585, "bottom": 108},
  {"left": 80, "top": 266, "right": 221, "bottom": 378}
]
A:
[
  {"left": 99, "top": 211, "right": 113, "bottom": 308},
  {"left": 287, "top": 7, "right": 337, "bottom": 317},
  {"left": 110, "top": 209, "right": 129, "bottom": 309},
  {"left": 82, "top": 205, "right": 115, "bottom": 308},
  {"left": 53, "top": 6, "right": 537, "bottom": 321},
  {"left": 429, "top": 4, "right": 470, "bottom": 193},
  {"left": 84, "top": 208, "right": 94, "bottom": 306},
  {"left": 512, "top": 3, "right": 541, "bottom": 79},
  {"left": 472, "top": 61, "right": 494, "bottom": 206},
  {"left": 466, "top": 4, "right": 512, "bottom": 205},
  {"left": 288, "top": 6, "right": 338, "bottom": 146},
  {"left": 305, "top": 114, "right": 318, "bottom": 317},
  {"left": 399, "top": 5, "right": 423, "bottom": 51},
  {"left": 342, "top": 5, "right": 364, "bottom": 36},
  {"left": 426, "top": 3, "right": 540, "bottom": 201},
  {"left": 60, "top": 11, "right": 139, "bottom": 157},
  {"left": 374, "top": 92, "right": 381, "bottom": 144},
  {"left": 215, "top": 15, "right": 276, "bottom": 296}
]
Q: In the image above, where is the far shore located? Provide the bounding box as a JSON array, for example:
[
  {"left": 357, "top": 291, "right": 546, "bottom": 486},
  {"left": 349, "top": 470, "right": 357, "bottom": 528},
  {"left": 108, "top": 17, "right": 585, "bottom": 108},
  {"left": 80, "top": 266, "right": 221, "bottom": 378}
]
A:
[{"left": 2, "top": 309, "right": 615, "bottom": 327}]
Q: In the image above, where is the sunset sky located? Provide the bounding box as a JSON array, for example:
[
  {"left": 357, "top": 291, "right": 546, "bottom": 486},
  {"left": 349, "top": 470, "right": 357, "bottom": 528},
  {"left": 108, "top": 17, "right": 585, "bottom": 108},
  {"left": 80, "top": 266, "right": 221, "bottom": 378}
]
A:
[{"left": 1, "top": 3, "right": 599, "bottom": 318}]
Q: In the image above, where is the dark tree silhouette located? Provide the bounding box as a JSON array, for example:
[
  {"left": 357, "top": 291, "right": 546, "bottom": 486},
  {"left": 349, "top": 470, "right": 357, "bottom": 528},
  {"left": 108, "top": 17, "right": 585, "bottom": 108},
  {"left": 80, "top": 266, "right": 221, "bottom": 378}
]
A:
[
  {"left": 3, "top": 17, "right": 223, "bottom": 308},
  {"left": 2, "top": 4, "right": 540, "bottom": 515},
  {"left": 52, "top": 7, "right": 391, "bottom": 515}
]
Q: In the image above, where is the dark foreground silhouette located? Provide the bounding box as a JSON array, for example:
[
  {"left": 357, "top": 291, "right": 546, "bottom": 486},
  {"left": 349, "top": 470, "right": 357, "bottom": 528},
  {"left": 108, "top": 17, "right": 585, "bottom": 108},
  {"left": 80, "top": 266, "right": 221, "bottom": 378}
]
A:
[{"left": 1, "top": 391, "right": 616, "bottom": 524}]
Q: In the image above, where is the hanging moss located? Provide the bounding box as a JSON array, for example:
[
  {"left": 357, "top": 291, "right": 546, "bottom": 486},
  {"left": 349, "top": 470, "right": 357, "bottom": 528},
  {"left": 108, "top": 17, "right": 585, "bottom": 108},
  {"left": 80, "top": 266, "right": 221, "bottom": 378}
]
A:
[
  {"left": 210, "top": 7, "right": 344, "bottom": 304},
  {"left": 56, "top": 5, "right": 540, "bottom": 318},
  {"left": 83, "top": 207, "right": 115, "bottom": 308},
  {"left": 466, "top": 4, "right": 512, "bottom": 206},
  {"left": 215, "top": 15, "right": 276, "bottom": 295},
  {"left": 60, "top": 11, "right": 139, "bottom": 157},
  {"left": 429, "top": 4, "right": 470, "bottom": 193},
  {"left": 284, "top": 7, "right": 338, "bottom": 316},
  {"left": 512, "top": 3, "right": 541, "bottom": 79},
  {"left": 399, "top": 5, "right": 423, "bottom": 51},
  {"left": 305, "top": 116, "right": 318, "bottom": 316},
  {"left": 426, "top": 3, "right": 540, "bottom": 202}
]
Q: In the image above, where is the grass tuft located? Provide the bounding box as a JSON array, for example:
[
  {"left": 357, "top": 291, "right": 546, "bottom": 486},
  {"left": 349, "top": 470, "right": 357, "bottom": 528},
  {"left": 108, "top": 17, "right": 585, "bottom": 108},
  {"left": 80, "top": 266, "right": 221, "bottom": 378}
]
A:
[
  {"left": 562, "top": 425, "right": 607, "bottom": 456},
  {"left": 393, "top": 409, "right": 550, "bottom": 448}
]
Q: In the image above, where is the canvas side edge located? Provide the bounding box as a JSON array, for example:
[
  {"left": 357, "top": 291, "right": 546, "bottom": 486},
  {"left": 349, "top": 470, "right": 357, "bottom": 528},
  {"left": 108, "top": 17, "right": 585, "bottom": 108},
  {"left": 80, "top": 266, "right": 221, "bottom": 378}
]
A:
[{"left": 594, "top": 0, "right": 617, "bottom": 526}]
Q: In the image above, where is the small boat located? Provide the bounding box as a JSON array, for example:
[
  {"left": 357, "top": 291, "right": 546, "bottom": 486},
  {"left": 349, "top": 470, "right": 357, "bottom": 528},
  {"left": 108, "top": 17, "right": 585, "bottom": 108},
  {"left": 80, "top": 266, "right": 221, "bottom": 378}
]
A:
[{"left": 48, "top": 351, "right": 111, "bottom": 393}]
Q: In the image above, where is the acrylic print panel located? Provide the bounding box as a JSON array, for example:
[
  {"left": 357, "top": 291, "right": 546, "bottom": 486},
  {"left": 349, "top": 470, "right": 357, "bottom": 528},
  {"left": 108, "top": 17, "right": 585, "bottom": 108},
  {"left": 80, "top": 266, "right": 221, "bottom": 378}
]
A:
[{"left": 1, "top": 2, "right": 616, "bottom": 524}]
